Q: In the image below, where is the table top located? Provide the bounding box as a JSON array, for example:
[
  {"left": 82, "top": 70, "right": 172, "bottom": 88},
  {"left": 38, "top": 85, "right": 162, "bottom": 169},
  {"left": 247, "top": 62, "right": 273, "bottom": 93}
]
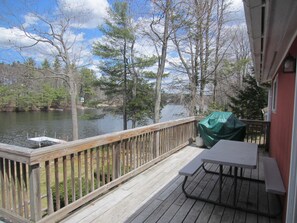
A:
[{"left": 201, "top": 140, "right": 258, "bottom": 169}]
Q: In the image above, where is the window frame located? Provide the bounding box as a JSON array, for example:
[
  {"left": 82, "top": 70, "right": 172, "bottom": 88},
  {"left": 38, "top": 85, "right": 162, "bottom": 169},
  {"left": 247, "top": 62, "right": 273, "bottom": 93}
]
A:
[{"left": 272, "top": 75, "right": 278, "bottom": 113}]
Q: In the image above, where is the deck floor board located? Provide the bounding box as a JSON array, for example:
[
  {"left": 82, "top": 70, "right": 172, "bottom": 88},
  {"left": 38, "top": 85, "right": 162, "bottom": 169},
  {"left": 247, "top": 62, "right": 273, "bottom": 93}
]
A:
[{"left": 61, "top": 145, "right": 282, "bottom": 223}]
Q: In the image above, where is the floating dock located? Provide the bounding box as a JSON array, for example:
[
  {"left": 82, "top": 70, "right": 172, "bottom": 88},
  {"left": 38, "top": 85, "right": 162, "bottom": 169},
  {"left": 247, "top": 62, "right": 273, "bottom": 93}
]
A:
[{"left": 28, "top": 136, "right": 67, "bottom": 147}]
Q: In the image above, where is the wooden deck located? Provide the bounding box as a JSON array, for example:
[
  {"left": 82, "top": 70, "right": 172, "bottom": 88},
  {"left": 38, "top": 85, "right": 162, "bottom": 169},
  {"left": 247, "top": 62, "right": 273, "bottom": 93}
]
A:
[{"left": 61, "top": 145, "right": 282, "bottom": 223}]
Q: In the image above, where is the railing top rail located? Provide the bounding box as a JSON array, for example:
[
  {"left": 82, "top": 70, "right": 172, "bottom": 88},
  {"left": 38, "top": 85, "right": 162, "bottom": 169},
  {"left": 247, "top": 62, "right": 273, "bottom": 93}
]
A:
[
  {"left": 29, "top": 116, "right": 196, "bottom": 164},
  {"left": 240, "top": 119, "right": 271, "bottom": 124},
  {"left": 0, "top": 116, "right": 197, "bottom": 165},
  {"left": 0, "top": 143, "right": 33, "bottom": 164}
]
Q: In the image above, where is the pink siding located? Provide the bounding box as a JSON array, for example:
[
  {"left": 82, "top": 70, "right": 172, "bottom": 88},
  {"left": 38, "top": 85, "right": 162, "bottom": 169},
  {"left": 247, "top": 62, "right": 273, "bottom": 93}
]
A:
[
  {"left": 270, "top": 38, "right": 297, "bottom": 191},
  {"left": 269, "top": 35, "right": 297, "bottom": 223},
  {"left": 270, "top": 72, "right": 295, "bottom": 189}
]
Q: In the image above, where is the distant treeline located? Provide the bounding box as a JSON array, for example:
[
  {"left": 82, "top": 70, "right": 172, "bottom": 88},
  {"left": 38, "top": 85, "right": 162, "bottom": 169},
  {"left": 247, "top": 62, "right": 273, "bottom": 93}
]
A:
[{"left": 0, "top": 60, "right": 103, "bottom": 112}]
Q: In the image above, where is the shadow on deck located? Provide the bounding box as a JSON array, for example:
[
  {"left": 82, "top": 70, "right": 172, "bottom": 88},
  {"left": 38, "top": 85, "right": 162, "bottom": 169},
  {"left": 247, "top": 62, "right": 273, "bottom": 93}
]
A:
[{"left": 62, "top": 146, "right": 282, "bottom": 223}]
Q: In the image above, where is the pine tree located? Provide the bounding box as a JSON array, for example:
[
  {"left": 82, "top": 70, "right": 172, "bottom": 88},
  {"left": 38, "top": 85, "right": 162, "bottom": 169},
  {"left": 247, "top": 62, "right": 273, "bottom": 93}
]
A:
[
  {"left": 229, "top": 75, "right": 268, "bottom": 120},
  {"left": 93, "top": 1, "right": 156, "bottom": 129}
]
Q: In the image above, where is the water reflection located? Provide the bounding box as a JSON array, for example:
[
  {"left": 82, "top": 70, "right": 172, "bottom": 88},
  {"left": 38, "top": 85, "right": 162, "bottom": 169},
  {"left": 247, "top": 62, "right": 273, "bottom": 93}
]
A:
[{"left": 0, "top": 104, "right": 188, "bottom": 147}]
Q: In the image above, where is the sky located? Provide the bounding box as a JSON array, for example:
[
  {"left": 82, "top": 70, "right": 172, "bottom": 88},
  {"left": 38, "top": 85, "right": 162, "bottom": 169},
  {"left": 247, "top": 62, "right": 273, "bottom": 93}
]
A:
[{"left": 0, "top": 0, "right": 245, "bottom": 71}]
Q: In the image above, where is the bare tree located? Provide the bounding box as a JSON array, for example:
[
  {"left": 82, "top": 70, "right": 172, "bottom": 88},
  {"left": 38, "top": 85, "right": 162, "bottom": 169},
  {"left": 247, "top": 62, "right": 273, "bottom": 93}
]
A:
[
  {"left": 170, "top": 0, "right": 213, "bottom": 115},
  {"left": 12, "top": 7, "right": 92, "bottom": 140},
  {"left": 231, "top": 25, "right": 251, "bottom": 88},
  {"left": 146, "top": 0, "right": 172, "bottom": 123},
  {"left": 170, "top": 0, "right": 233, "bottom": 114}
]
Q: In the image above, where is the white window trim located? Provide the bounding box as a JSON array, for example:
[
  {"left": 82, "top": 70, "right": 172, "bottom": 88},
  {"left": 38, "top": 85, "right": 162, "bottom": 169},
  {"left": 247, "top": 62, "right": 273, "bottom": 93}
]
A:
[
  {"left": 272, "top": 75, "right": 278, "bottom": 113},
  {"left": 286, "top": 63, "right": 297, "bottom": 223}
]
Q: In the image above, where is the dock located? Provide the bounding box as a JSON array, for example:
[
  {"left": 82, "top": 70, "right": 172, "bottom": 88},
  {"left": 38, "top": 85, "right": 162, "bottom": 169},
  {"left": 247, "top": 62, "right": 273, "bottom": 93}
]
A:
[{"left": 28, "top": 136, "right": 67, "bottom": 147}]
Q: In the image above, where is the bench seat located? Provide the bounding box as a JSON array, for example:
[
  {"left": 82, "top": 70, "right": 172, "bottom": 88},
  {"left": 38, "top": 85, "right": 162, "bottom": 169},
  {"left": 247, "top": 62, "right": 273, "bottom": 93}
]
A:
[
  {"left": 262, "top": 157, "right": 286, "bottom": 195},
  {"left": 179, "top": 150, "right": 208, "bottom": 176}
]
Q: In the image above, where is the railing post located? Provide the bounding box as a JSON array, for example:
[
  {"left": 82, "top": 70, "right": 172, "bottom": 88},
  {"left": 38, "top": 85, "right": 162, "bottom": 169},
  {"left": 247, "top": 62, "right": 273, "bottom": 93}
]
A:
[
  {"left": 266, "top": 122, "right": 271, "bottom": 151},
  {"left": 29, "top": 163, "right": 41, "bottom": 222},
  {"left": 194, "top": 119, "right": 198, "bottom": 140},
  {"left": 0, "top": 158, "right": 5, "bottom": 209},
  {"left": 153, "top": 131, "right": 160, "bottom": 158}
]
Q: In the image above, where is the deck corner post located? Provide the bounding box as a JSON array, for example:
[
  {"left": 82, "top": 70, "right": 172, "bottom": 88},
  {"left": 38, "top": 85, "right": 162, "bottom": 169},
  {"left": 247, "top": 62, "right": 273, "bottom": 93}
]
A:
[
  {"left": 194, "top": 118, "right": 198, "bottom": 138},
  {"left": 266, "top": 122, "right": 271, "bottom": 151},
  {"left": 29, "top": 163, "right": 41, "bottom": 222}
]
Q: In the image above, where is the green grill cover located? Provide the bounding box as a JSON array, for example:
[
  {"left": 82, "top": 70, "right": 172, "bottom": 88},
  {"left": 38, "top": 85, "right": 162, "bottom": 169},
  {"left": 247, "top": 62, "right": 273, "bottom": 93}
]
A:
[{"left": 198, "top": 112, "right": 246, "bottom": 148}]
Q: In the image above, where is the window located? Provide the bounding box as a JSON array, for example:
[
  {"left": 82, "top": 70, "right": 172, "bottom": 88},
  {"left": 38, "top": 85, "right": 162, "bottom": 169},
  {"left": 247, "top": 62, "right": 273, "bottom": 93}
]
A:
[{"left": 272, "top": 75, "right": 278, "bottom": 112}]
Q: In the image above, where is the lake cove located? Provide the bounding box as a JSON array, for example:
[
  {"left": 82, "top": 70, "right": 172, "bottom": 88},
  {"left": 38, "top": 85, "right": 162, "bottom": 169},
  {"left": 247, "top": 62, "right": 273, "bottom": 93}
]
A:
[{"left": 0, "top": 105, "right": 188, "bottom": 147}]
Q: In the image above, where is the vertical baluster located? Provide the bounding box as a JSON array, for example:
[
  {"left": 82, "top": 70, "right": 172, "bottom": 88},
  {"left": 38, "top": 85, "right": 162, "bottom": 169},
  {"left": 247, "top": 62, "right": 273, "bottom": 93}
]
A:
[
  {"left": 150, "top": 133, "right": 154, "bottom": 160},
  {"left": 136, "top": 136, "right": 139, "bottom": 168},
  {"left": 163, "top": 128, "right": 168, "bottom": 154},
  {"left": 10, "top": 161, "right": 16, "bottom": 212},
  {"left": 159, "top": 130, "right": 162, "bottom": 155},
  {"left": 90, "top": 149, "right": 94, "bottom": 191},
  {"left": 70, "top": 154, "right": 75, "bottom": 202},
  {"left": 122, "top": 141, "right": 125, "bottom": 175},
  {"left": 78, "top": 152, "right": 82, "bottom": 198},
  {"left": 16, "top": 162, "right": 23, "bottom": 216},
  {"left": 162, "top": 130, "right": 165, "bottom": 153},
  {"left": 107, "top": 145, "right": 110, "bottom": 183},
  {"left": 258, "top": 124, "right": 262, "bottom": 145},
  {"left": 154, "top": 131, "right": 160, "bottom": 159},
  {"left": 112, "top": 144, "right": 115, "bottom": 180},
  {"left": 22, "top": 164, "right": 29, "bottom": 219},
  {"left": 129, "top": 139, "right": 133, "bottom": 171},
  {"left": 147, "top": 133, "right": 150, "bottom": 160},
  {"left": 132, "top": 137, "right": 136, "bottom": 170},
  {"left": 101, "top": 146, "right": 105, "bottom": 186},
  {"left": 0, "top": 158, "right": 5, "bottom": 209},
  {"left": 144, "top": 134, "right": 147, "bottom": 162},
  {"left": 139, "top": 135, "right": 142, "bottom": 165},
  {"left": 163, "top": 129, "right": 166, "bottom": 154},
  {"left": 139, "top": 137, "right": 143, "bottom": 166},
  {"left": 96, "top": 148, "right": 100, "bottom": 187},
  {"left": 63, "top": 156, "right": 68, "bottom": 206},
  {"left": 84, "top": 150, "right": 89, "bottom": 194},
  {"left": 147, "top": 133, "right": 151, "bottom": 161},
  {"left": 182, "top": 124, "right": 185, "bottom": 145},
  {"left": 125, "top": 140, "right": 129, "bottom": 173},
  {"left": 45, "top": 160, "right": 53, "bottom": 215},
  {"left": 170, "top": 127, "right": 172, "bottom": 149},
  {"left": 116, "top": 142, "right": 121, "bottom": 178},
  {"left": 4, "top": 159, "right": 11, "bottom": 210},
  {"left": 169, "top": 127, "right": 172, "bottom": 150},
  {"left": 54, "top": 158, "right": 60, "bottom": 210},
  {"left": 126, "top": 139, "right": 129, "bottom": 173},
  {"left": 142, "top": 135, "right": 145, "bottom": 164}
]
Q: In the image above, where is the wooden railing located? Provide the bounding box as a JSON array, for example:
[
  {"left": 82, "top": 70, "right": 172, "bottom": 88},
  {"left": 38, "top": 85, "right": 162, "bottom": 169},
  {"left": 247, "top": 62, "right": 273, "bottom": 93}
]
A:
[
  {"left": 0, "top": 117, "right": 196, "bottom": 223},
  {"left": 240, "top": 119, "right": 270, "bottom": 151}
]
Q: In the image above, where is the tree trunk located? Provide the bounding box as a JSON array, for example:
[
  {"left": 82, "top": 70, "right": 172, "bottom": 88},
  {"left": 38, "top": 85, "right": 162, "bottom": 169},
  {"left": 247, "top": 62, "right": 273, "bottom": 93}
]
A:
[
  {"left": 69, "top": 77, "right": 78, "bottom": 140},
  {"left": 131, "top": 40, "right": 137, "bottom": 128},
  {"left": 153, "top": 0, "right": 171, "bottom": 123},
  {"left": 213, "top": 0, "right": 224, "bottom": 103},
  {"left": 123, "top": 39, "right": 128, "bottom": 130}
]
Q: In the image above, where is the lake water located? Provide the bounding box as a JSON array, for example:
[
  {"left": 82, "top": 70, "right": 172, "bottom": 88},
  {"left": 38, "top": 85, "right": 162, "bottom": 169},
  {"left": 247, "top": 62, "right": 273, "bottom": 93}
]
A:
[{"left": 0, "top": 104, "right": 188, "bottom": 147}]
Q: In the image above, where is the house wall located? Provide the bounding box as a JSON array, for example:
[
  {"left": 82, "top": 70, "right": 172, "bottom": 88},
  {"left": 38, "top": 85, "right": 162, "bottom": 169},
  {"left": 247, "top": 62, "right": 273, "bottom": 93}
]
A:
[{"left": 270, "top": 39, "right": 297, "bottom": 190}]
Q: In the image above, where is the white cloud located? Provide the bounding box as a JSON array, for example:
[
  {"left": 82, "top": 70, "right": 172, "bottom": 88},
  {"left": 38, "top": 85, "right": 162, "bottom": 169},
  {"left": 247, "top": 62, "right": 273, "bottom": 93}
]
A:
[
  {"left": 0, "top": 26, "right": 93, "bottom": 66},
  {"left": 0, "top": 27, "right": 35, "bottom": 49},
  {"left": 23, "top": 13, "right": 39, "bottom": 28},
  {"left": 231, "top": 0, "right": 244, "bottom": 10},
  {"left": 58, "top": 0, "right": 109, "bottom": 29}
]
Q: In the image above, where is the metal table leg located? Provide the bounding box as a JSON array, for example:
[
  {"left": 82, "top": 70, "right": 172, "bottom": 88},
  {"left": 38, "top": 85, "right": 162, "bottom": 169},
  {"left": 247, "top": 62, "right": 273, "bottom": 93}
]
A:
[
  {"left": 234, "top": 166, "right": 238, "bottom": 206},
  {"left": 219, "top": 164, "right": 223, "bottom": 203}
]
